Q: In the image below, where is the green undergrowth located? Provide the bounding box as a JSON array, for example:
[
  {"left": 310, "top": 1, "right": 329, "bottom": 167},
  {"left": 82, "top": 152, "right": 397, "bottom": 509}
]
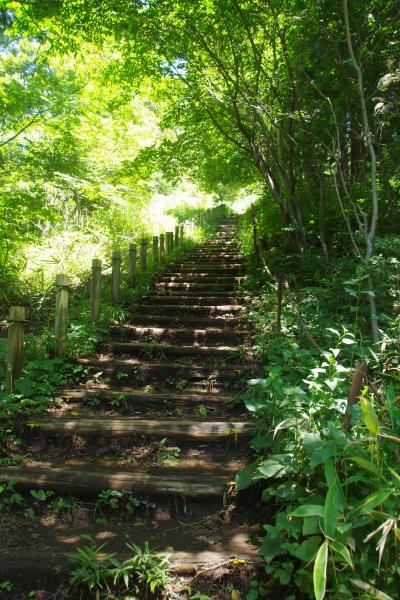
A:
[{"left": 235, "top": 234, "right": 400, "bottom": 598}]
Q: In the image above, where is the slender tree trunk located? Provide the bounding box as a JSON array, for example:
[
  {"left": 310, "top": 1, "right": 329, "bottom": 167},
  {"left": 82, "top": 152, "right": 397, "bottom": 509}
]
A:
[
  {"left": 318, "top": 177, "right": 329, "bottom": 261},
  {"left": 343, "top": 0, "right": 380, "bottom": 342}
]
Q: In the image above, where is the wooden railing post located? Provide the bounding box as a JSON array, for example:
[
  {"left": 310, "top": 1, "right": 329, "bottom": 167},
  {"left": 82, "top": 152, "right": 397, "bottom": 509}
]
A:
[
  {"left": 55, "top": 274, "right": 69, "bottom": 356},
  {"left": 167, "top": 231, "right": 174, "bottom": 253},
  {"left": 90, "top": 259, "right": 102, "bottom": 322},
  {"left": 112, "top": 251, "right": 121, "bottom": 304},
  {"left": 159, "top": 233, "right": 165, "bottom": 263},
  {"left": 5, "top": 306, "right": 25, "bottom": 392},
  {"left": 152, "top": 235, "right": 159, "bottom": 268},
  {"left": 175, "top": 225, "right": 180, "bottom": 247},
  {"left": 140, "top": 239, "right": 148, "bottom": 273},
  {"left": 128, "top": 243, "right": 136, "bottom": 287}
]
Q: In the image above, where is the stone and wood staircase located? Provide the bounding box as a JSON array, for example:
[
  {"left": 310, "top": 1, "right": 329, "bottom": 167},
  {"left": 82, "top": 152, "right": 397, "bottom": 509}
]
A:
[{"left": 0, "top": 217, "right": 261, "bottom": 586}]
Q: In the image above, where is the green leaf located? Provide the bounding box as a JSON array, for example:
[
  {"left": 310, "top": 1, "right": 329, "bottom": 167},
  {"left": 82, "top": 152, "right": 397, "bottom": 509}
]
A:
[
  {"left": 235, "top": 462, "right": 257, "bottom": 491},
  {"left": 284, "top": 536, "right": 321, "bottom": 561},
  {"left": 290, "top": 504, "right": 324, "bottom": 518},
  {"left": 256, "top": 455, "right": 291, "bottom": 479},
  {"left": 324, "top": 461, "right": 344, "bottom": 511},
  {"left": 351, "top": 489, "right": 391, "bottom": 516},
  {"left": 30, "top": 490, "right": 47, "bottom": 502},
  {"left": 244, "top": 396, "right": 266, "bottom": 413},
  {"left": 303, "top": 516, "right": 320, "bottom": 536},
  {"left": 360, "top": 397, "right": 380, "bottom": 435},
  {"left": 313, "top": 541, "right": 328, "bottom": 600},
  {"left": 330, "top": 540, "right": 353, "bottom": 569},
  {"left": 259, "top": 535, "right": 284, "bottom": 563},
  {"left": 347, "top": 456, "right": 379, "bottom": 475},
  {"left": 324, "top": 479, "right": 340, "bottom": 537}
]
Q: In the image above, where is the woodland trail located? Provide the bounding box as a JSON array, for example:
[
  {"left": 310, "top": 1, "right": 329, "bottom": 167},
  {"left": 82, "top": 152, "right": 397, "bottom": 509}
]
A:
[{"left": 0, "top": 217, "right": 261, "bottom": 591}]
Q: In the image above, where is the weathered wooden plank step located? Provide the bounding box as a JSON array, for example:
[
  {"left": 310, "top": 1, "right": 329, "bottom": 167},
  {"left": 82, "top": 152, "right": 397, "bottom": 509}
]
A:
[
  {"left": 22, "top": 453, "right": 247, "bottom": 472},
  {"left": 109, "top": 341, "right": 244, "bottom": 359},
  {"left": 170, "top": 264, "right": 244, "bottom": 271},
  {"left": 185, "top": 253, "right": 242, "bottom": 259},
  {"left": 0, "top": 465, "right": 232, "bottom": 497},
  {"left": 0, "top": 543, "right": 261, "bottom": 584},
  {"left": 77, "top": 357, "right": 258, "bottom": 387},
  {"left": 164, "top": 272, "right": 244, "bottom": 279},
  {"left": 127, "top": 314, "right": 245, "bottom": 328},
  {"left": 109, "top": 324, "right": 248, "bottom": 344},
  {"left": 143, "top": 295, "right": 246, "bottom": 306},
  {"left": 134, "top": 304, "right": 245, "bottom": 317},
  {"left": 59, "top": 387, "right": 231, "bottom": 405},
  {"left": 26, "top": 417, "right": 251, "bottom": 441},
  {"left": 157, "top": 275, "right": 246, "bottom": 284},
  {"left": 156, "top": 282, "right": 237, "bottom": 291},
  {"left": 151, "top": 289, "right": 242, "bottom": 297}
]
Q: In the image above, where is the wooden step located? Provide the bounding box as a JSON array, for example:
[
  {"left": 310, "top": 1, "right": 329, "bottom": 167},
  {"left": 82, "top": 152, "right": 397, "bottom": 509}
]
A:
[
  {"left": 163, "top": 272, "right": 243, "bottom": 279},
  {"left": 143, "top": 295, "right": 246, "bottom": 306},
  {"left": 0, "top": 464, "right": 233, "bottom": 498},
  {"left": 134, "top": 304, "right": 245, "bottom": 317},
  {"left": 156, "top": 275, "right": 246, "bottom": 284},
  {"left": 27, "top": 416, "right": 251, "bottom": 441},
  {"left": 151, "top": 289, "right": 242, "bottom": 297},
  {"left": 109, "top": 341, "right": 244, "bottom": 360},
  {"left": 169, "top": 264, "right": 244, "bottom": 272},
  {"left": 0, "top": 532, "right": 260, "bottom": 584},
  {"left": 156, "top": 282, "right": 237, "bottom": 291},
  {"left": 109, "top": 324, "right": 248, "bottom": 344},
  {"left": 78, "top": 357, "right": 258, "bottom": 388},
  {"left": 60, "top": 387, "right": 231, "bottom": 406},
  {"left": 127, "top": 314, "right": 245, "bottom": 328}
]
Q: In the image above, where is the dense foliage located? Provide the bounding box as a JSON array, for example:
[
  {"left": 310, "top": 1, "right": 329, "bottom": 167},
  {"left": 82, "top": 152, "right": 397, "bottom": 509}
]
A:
[{"left": 0, "top": 0, "right": 399, "bottom": 598}]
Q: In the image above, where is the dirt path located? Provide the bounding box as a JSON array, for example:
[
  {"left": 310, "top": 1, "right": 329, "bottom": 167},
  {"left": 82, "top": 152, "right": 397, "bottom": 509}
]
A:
[{"left": 0, "top": 218, "right": 262, "bottom": 596}]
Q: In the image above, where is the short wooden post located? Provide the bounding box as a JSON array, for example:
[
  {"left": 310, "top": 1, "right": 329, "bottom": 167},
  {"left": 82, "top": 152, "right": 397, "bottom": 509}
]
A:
[
  {"left": 5, "top": 306, "right": 25, "bottom": 392},
  {"left": 128, "top": 244, "right": 136, "bottom": 287},
  {"left": 90, "top": 259, "right": 102, "bottom": 322},
  {"left": 152, "top": 235, "right": 159, "bottom": 268},
  {"left": 55, "top": 274, "right": 69, "bottom": 356},
  {"left": 175, "top": 225, "right": 180, "bottom": 247},
  {"left": 140, "top": 239, "right": 148, "bottom": 272},
  {"left": 159, "top": 233, "right": 165, "bottom": 263},
  {"left": 166, "top": 232, "right": 174, "bottom": 253},
  {"left": 112, "top": 251, "right": 121, "bottom": 304}
]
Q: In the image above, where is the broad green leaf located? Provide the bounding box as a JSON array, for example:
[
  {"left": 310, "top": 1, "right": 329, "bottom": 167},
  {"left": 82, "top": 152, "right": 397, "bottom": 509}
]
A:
[
  {"left": 330, "top": 540, "right": 353, "bottom": 569},
  {"left": 313, "top": 541, "right": 328, "bottom": 600},
  {"left": 324, "top": 460, "right": 344, "bottom": 510},
  {"left": 259, "top": 535, "right": 284, "bottom": 563},
  {"left": 360, "top": 397, "right": 380, "bottom": 435},
  {"left": 284, "top": 536, "right": 321, "bottom": 561},
  {"left": 257, "top": 455, "right": 291, "bottom": 478},
  {"left": 347, "top": 456, "right": 379, "bottom": 475},
  {"left": 351, "top": 489, "right": 391, "bottom": 516},
  {"left": 235, "top": 462, "right": 257, "bottom": 491},
  {"left": 324, "top": 480, "right": 340, "bottom": 537},
  {"left": 244, "top": 396, "right": 266, "bottom": 413},
  {"left": 290, "top": 504, "right": 324, "bottom": 518}
]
